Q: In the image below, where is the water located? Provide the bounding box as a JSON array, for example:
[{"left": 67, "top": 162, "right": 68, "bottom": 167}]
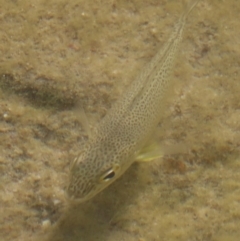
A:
[{"left": 0, "top": 1, "right": 240, "bottom": 241}]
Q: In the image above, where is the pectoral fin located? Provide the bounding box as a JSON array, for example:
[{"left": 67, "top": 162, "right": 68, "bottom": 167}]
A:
[
  {"left": 73, "top": 102, "right": 92, "bottom": 139},
  {"left": 135, "top": 142, "right": 163, "bottom": 162}
]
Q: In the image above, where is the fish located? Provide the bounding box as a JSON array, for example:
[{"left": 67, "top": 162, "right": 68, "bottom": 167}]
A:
[{"left": 67, "top": 0, "right": 200, "bottom": 203}]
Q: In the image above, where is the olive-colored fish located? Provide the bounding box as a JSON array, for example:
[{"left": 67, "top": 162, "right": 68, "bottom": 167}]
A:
[{"left": 67, "top": 0, "right": 200, "bottom": 202}]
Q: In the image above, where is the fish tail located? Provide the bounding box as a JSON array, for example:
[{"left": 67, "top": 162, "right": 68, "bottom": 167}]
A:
[{"left": 181, "top": 0, "right": 200, "bottom": 22}]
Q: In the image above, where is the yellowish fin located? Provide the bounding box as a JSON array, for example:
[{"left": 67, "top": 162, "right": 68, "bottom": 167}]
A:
[
  {"left": 136, "top": 142, "right": 163, "bottom": 162},
  {"left": 73, "top": 102, "right": 92, "bottom": 139}
]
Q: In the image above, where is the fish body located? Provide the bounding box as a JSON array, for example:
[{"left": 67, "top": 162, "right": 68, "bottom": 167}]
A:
[{"left": 67, "top": 0, "right": 200, "bottom": 202}]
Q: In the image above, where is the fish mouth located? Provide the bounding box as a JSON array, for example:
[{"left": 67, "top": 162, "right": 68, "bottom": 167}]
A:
[
  {"left": 65, "top": 190, "right": 92, "bottom": 204},
  {"left": 66, "top": 196, "right": 88, "bottom": 204},
  {"left": 65, "top": 185, "right": 98, "bottom": 204}
]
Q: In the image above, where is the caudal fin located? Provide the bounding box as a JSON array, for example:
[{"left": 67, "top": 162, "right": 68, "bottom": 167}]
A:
[{"left": 181, "top": 0, "right": 201, "bottom": 22}]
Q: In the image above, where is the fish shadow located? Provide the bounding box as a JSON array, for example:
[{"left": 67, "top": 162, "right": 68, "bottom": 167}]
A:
[{"left": 43, "top": 162, "right": 148, "bottom": 241}]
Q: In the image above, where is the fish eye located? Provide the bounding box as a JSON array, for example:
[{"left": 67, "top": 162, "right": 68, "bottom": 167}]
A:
[
  {"left": 100, "top": 165, "right": 120, "bottom": 182},
  {"left": 103, "top": 170, "right": 115, "bottom": 181}
]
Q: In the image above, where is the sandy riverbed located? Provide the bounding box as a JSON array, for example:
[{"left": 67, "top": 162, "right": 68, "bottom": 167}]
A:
[{"left": 0, "top": 1, "right": 240, "bottom": 240}]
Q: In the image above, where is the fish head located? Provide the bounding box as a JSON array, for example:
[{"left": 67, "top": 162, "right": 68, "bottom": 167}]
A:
[{"left": 66, "top": 144, "right": 129, "bottom": 203}]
